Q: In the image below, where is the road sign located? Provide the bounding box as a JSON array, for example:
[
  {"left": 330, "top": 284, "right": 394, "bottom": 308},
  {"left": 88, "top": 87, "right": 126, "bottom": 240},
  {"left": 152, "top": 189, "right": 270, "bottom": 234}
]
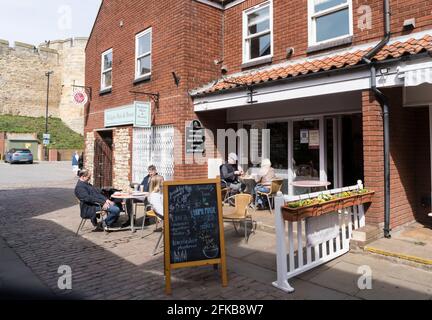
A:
[
  {"left": 43, "top": 139, "right": 50, "bottom": 146},
  {"left": 43, "top": 134, "right": 51, "bottom": 140}
]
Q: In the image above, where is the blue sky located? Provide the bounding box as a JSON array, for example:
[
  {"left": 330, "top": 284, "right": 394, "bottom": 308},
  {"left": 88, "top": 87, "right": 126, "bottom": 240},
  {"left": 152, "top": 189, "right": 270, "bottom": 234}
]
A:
[{"left": 0, "top": 0, "right": 101, "bottom": 46}]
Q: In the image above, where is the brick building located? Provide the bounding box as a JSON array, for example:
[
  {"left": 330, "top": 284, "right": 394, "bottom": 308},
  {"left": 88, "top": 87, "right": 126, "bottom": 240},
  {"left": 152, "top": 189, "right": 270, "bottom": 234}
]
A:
[{"left": 85, "top": 0, "right": 432, "bottom": 240}]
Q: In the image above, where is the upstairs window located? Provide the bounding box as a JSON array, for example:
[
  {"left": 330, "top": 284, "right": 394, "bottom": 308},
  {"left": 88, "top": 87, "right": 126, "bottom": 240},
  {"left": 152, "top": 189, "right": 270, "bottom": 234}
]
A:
[
  {"left": 308, "top": 0, "right": 352, "bottom": 45},
  {"left": 101, "top": 48, "right": 113, "bottom": 90},
  {"left": 243, "top": 1, "right": 273, "bottom": 63},
  {"left": 135, "top": 28, "right": 152, "bottom": 79}
]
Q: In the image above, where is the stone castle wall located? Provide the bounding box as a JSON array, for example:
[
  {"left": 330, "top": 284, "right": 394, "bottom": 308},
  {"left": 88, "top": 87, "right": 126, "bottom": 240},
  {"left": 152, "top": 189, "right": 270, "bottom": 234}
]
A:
[{"left": 0, "top": 37, "right": 87, "bottom": 134}]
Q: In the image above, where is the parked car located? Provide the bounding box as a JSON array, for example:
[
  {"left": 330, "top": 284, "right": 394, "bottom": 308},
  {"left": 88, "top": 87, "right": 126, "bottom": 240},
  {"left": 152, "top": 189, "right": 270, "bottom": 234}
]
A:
[{"left": 5, "top": 148, "right": 33, "bottom": 164}]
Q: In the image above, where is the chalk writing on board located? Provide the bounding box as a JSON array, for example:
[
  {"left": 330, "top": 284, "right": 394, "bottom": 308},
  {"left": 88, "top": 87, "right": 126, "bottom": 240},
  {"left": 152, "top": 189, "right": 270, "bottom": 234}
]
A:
[{"left": 167, "top": 183, "right": 221, "bottom": 264}]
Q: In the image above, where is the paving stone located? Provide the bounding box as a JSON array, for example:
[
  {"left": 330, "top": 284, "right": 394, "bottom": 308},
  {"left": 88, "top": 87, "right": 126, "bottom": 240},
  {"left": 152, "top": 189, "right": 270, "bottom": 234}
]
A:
[{"left": 1, "top": 162, "right": 432, "bottom": 300}]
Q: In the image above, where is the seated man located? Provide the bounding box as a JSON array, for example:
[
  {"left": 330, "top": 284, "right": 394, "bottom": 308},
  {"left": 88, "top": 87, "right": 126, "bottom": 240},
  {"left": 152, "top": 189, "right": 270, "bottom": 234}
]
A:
[
  {"left": 75, "top": 169, "right": 120, "bottom": 230},
  {"left": 220, "top": 153, "right": 245, "bottom": 193},
  {"left": 140, "top": 165, "right": 159, "bottom": 192}
]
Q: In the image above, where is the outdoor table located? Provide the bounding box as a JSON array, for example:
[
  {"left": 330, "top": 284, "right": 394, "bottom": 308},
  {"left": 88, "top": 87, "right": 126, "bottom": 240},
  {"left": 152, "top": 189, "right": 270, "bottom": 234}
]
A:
[
  {"left": 239, "top": 176, "right": 257, "bottom": 194},
  {"left": 111, "top": 192, "right": 149, "bottom": 232}
]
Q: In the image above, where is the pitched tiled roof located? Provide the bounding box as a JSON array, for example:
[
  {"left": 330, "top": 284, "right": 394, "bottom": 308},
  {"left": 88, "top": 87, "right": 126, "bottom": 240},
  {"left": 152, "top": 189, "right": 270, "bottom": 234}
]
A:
[{"left": 191, "top": 34, "right": 432, "bottom": 96}]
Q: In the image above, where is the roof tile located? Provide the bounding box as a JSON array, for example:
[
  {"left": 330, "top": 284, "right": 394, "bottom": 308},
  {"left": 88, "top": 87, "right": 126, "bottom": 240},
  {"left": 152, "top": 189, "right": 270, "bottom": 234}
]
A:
[{"left": 194, "top": 35, "right": 432, "bottom": 95}]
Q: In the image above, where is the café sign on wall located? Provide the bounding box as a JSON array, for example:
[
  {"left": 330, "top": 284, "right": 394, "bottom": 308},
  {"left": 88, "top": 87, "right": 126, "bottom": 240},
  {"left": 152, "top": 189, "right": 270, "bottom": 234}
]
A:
[{"left": 104, "top": 101, "right": 151, "bottom": 128}]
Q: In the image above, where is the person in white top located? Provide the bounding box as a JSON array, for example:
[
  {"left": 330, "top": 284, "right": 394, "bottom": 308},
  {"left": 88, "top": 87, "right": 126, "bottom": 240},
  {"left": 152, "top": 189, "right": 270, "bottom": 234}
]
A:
[{"left": 148, "top": 174, "right": 164, "bottom": 218}]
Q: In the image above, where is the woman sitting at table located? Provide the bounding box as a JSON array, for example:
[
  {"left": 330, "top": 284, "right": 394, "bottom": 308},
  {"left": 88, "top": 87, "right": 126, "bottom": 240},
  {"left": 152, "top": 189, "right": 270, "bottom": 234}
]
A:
[
  {"left": 254, "top": 159, "right": 276, "bottom": 209},
  {"left": 148, "top": 175, "right": 164, "bottom": 219}
]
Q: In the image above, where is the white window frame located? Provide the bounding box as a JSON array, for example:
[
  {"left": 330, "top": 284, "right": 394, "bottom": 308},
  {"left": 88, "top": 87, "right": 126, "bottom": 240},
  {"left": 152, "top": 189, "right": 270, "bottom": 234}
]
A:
[
  {"left": 308, "top": 0, "right": 353, "bottom": 47},
  {"left": 101, "top": 48, "right": 113, "bottom": 91},
  {"left": 242, "top": 1, "right": 273, "bottom": 64},
  {"left": 135, "top": 28, "right": 152, "bottom": 80}
]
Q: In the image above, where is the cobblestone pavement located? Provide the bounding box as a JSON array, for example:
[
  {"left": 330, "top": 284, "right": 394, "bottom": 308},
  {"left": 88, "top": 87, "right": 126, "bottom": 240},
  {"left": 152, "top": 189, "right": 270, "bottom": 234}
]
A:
[{"left": 1, "top": 163, "right": 431, "bottom": 300}]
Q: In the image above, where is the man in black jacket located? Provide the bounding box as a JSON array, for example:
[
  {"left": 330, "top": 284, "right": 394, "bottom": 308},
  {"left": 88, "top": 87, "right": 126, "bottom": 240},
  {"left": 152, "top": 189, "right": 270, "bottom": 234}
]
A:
[
  {"left": 74, "top": 169, "right": 120, "bottom": 230},
  {"left": 220, "top": 153, "right": 245, "bottom": 192}
]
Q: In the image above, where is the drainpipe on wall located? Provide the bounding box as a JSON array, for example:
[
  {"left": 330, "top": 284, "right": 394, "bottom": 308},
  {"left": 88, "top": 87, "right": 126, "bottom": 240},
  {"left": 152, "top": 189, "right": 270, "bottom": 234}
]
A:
[{"left": 361, "top": 0, "right": 392, "bottom": 238}]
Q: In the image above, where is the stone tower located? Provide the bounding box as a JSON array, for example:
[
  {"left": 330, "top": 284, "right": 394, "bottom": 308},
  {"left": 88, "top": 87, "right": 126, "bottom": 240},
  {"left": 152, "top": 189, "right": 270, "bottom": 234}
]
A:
[{"left": 0, "top": 37, "right": 88, "bottom": 135}]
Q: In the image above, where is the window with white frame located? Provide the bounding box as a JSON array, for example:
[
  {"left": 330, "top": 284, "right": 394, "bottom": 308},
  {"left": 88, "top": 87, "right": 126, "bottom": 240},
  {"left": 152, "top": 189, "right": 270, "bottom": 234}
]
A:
[
  {"left": 309, "top": 0, "right": 352, "bottom": 45},
  {"left": 243, "top": 1, "right": 273, "bottom": 63},
  {"left": 135, "top": 28, "right": 152, "bottom": 79},
  {"left": 101, "top": 49, "right": 113, "bottom": 90}
]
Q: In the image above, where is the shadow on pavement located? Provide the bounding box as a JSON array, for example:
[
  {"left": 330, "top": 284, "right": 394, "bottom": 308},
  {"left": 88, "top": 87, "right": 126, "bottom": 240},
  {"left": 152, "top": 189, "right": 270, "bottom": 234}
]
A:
[{"left": 0, "top": 187, "right": 430, "bottom": 300}]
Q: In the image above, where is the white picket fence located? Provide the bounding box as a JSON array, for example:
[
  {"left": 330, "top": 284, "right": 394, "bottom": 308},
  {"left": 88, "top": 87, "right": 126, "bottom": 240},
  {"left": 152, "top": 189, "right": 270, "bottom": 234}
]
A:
[{"left": 272, "top": 180, "right": 366, "bottom": 293}]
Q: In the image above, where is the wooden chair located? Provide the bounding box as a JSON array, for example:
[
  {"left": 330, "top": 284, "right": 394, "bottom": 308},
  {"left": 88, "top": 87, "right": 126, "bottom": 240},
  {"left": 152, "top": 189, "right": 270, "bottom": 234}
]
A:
[
  {"left": 255, "top": 179, "right": 284, "bottom": 214},
  {"left": 141, "top": 209, "right": 162, "bottom": 234},
  {"left": 223, "top": 194, "right": 256, "bottom": 243},
  {"left": 141, "top": 209, "right": 164, "bottom": 255}
]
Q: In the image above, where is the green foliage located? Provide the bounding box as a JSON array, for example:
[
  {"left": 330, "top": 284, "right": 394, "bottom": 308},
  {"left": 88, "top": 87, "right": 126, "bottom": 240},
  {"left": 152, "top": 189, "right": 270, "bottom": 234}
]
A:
[
  {"left": 286, "top": 189, "right": 370, "bottom": 208},
  {"left": 0, "top": 115, "right": 84, "bottom": 150}
]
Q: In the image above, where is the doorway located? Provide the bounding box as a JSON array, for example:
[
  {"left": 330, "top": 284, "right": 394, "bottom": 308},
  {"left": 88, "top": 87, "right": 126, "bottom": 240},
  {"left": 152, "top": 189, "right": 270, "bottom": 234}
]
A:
[{"left": 94, "top": 130, "right": 113, "bottom": 188}]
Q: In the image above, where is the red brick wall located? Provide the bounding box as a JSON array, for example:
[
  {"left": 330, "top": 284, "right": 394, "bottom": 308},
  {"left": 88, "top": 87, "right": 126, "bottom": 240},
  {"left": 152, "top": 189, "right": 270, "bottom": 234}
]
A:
[
  {"left": 362, "top": 89, "right": 385, "bottom": 226},
  {"left": 85, "top": 0, "right": 225, "bottom": 180},
  {"left": 385, "top": 88, "right": 417, "bottom": 229},
  {"left": 0, "top": 132, "right": 5, "bottom": 158},
  {"left": 222, "top": 0, "right": 432, "bottom": 74},
  {"left": 363, "top": 88, "right": 430, "bottom": 229}
]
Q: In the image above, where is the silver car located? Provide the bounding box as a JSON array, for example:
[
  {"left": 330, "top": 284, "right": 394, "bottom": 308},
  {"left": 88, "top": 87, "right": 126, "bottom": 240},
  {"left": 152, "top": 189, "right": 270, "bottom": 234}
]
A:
[{"left": 5, "top": 148, "right": 34, "bottom": 164}]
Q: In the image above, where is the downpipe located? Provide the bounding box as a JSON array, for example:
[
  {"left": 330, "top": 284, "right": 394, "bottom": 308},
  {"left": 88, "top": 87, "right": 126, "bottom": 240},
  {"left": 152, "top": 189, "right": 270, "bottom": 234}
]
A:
[{"left": 361, "top": 0, "right": 392, "bottom": 238}]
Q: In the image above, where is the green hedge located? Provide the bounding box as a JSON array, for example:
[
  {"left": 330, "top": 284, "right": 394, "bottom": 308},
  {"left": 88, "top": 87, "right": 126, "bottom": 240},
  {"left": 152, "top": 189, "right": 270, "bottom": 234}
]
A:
[{"left": 0, "top": 115, "right": 84, "bottom": 150}]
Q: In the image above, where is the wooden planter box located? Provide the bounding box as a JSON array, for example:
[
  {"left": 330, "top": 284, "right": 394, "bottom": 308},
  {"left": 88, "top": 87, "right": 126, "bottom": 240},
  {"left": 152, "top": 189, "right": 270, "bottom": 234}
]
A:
[{"left": 282, "top": 191, "right": 375, "bottom": 222}]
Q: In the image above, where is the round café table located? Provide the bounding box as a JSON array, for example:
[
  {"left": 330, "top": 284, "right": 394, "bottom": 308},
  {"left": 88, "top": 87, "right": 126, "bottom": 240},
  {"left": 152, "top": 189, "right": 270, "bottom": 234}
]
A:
[
  {"left": 111, "top": 192, "right": 148, "bottom": 232},
  {"left": 239, "top": 176, "right": 257, "bottom": 194}
]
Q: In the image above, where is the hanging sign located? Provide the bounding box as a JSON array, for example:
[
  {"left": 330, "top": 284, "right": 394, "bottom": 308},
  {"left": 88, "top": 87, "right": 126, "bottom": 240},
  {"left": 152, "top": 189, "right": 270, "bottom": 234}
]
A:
[
  {"left": 163, "top": 178, "right": 228, "bottom": 295},
  {"left": 72, "top": 90, "right": 88, "bottom": 105}
]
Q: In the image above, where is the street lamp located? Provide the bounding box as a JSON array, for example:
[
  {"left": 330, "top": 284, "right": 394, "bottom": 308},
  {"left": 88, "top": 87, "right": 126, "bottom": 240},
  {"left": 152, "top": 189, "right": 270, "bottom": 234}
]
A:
[{"left": 45, "top": 71, "right": 53, "bottom": 161}]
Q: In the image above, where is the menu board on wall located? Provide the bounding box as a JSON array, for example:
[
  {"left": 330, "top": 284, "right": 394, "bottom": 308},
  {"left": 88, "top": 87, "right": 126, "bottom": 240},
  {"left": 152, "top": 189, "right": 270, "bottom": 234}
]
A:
[{"left": 163, "top": 178, "right": 227, "bottom": 294}]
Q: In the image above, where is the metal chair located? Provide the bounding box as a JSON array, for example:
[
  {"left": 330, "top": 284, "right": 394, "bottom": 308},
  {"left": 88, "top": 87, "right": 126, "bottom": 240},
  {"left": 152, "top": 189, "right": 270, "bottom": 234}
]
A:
[
  {"left": 255, "top": 179, "right": 284, "bottom": 214},
  {"left": 223, "top": 194, "right": 256, "bottom": 243},
  {"left": 76, "top": 199, "right": 107, "bottom": 236}
]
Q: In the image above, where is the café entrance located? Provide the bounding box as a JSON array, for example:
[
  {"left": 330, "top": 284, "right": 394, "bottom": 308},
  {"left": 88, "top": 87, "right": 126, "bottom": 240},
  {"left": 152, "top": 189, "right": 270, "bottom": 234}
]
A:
[{"left": 238, "top": 112, "right": 363, "bottom": 196}]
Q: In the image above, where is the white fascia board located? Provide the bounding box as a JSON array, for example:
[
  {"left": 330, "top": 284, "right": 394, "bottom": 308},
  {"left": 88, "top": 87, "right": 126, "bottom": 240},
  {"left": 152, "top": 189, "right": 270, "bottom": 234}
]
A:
[
  {"left": 194, "top": 65, "right": 404, "bottom": 112},
  {"left": 194, "top": 0, "right": 223, "bottom": 9}
]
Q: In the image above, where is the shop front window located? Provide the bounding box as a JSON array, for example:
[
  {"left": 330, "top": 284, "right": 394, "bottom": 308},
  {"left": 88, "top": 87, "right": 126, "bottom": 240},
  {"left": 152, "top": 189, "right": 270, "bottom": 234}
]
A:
[
  {"left": 268, "top": 122, "right": 288, "bottom": 170},
  {"left": 293, "top": 120, "right": 320, "bottom": 181}
]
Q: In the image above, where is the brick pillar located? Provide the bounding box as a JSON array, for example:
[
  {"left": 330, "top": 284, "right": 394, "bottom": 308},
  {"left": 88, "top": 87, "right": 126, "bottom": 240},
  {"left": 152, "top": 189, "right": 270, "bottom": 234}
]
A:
[
  {"left": 85, "top": 131, "right": 95, "bottom": 185},
  {"left": 49, "top": 149, "right": 58, "bottom": 161},
  {"left": 0, "top": 132, "right": 5, "bottom": 160},
  {"left": 362, "top": 90, "right": 385, "bottom": 226},
  {"left": 112, "top": 127, "right": 132, "bottom": 192}
]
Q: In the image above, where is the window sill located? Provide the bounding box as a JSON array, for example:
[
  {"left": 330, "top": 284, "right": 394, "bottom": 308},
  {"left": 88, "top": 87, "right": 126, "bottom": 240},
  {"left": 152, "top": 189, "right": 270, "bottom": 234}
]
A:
[
  {"left": 307, "top": 36, "right": 353, "bottom": 54},
  {"left": 133, "top": 74, "right": 151, "bottom": 85},
  {"left": 99, "top": 88, "right": 112, "bottom": 95},
  {"left": 241, "top": 56, "right": 273, "bottom": 69}
]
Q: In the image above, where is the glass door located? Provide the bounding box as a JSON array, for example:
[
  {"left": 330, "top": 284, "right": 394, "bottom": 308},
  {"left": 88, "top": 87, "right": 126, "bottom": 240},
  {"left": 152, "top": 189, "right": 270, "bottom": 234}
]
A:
[{"left": 288, "top": 117, "right": 328, "bottom": 195}]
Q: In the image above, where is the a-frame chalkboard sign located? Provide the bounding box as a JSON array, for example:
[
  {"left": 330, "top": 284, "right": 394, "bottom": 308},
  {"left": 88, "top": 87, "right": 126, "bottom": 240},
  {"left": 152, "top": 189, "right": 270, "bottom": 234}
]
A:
[{"left": 163, "top": 178, "right": 228, "bottom": 295}]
